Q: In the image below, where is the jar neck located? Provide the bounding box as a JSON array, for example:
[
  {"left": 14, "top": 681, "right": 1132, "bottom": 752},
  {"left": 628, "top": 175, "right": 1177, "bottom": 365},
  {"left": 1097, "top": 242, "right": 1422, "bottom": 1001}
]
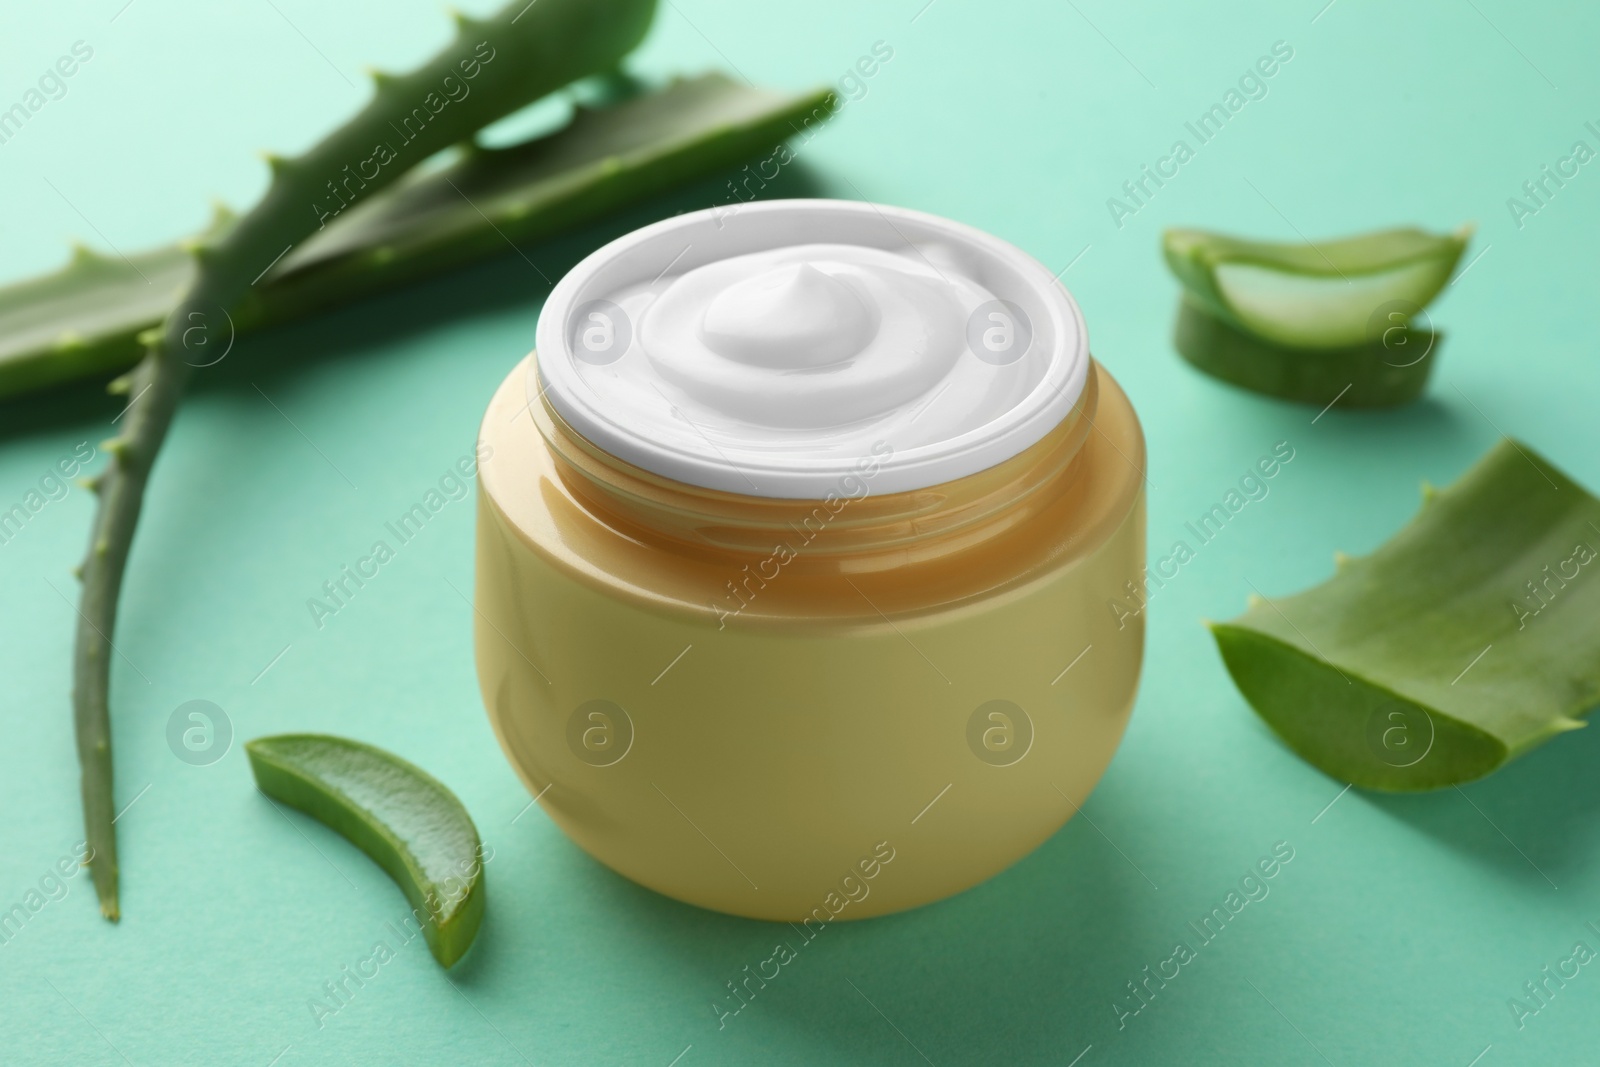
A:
[{"left": 530, "top": 359, "right": 1100, "bottom": 574}]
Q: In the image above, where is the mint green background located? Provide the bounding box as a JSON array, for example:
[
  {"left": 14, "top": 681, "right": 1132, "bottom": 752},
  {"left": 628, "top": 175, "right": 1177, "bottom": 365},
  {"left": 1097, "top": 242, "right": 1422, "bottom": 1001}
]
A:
[{"left": 2, "top": 1, "right": 1598, "bottom": 1064}]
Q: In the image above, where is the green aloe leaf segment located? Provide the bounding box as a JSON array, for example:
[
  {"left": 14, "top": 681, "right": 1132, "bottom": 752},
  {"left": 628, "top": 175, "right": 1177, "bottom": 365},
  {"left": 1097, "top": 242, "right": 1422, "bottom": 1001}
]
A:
[
  {"left": 1211, "top": 439, "right": 1600, "bottom": 791},
  {"left": 1162, "top": 225, "right": 1471, "bottom": 407},
  {"left": 1171, "top": 297, "right": 1437, "bottom": 408},
  {"left": 74, "top": 0, "right": 656, "bottom": 919},
  {"left": 1164, "top": 225, "right": 1471, "bottom": 348},
  {"left": 248, "top": 735, "right": 487, "bottom": 968},
  {"left": 0, "top": 73, "right": 829, "bottom": 400}
]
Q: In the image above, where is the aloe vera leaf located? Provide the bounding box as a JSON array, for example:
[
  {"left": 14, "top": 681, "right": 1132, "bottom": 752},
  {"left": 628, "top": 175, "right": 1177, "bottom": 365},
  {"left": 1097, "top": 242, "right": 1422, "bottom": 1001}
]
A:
[
  {"left": 0, "top": 74, "right": 830, "bottom": 401},
  {"left": 247, "top": 735, "right": 486, "bottom": 968},
  {"left": 74, "top": 0, "right": 656, "bottom": 920},
  {"left": 268, "top": 73, "right": 831, "bottom": 295},
  {"left": 0, "top": 244, "right": 192, "bottom": 398},
  {"left": 1162, "top": 225, "right": 1471, "bottom": 349},
  {"left": 1210, "top": 439, "right": 1600, "bottom": 791},
  {"left": 1174, "top": 297, "right": 1438, "bottom": 407}
]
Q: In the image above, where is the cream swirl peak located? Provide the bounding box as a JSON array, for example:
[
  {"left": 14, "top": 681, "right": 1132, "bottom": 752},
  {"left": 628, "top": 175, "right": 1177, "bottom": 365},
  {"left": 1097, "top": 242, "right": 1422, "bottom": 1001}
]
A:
[{"left": 534, "top": 200, "right": 1088, "bottom": 498}]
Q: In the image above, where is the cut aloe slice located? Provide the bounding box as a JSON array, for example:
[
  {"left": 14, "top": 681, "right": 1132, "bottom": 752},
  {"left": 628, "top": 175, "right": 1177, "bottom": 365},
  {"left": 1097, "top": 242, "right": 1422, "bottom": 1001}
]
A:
[
  {"left": 1163, "top": 225, "right": 1471, "bottom": 350},
  {"left": 1174, "top": 297, "right": 1437, "bottom": 407},
  {"left": 1211, "top": 439, "right": 1600, "bottom": 791},
  {"left": 247, "top": 734, "right": 487, "bottom": 967}
]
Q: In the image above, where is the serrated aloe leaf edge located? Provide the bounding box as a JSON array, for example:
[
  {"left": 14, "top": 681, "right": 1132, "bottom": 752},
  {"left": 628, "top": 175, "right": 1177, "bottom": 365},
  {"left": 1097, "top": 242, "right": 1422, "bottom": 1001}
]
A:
[
  {"left": 0, "top": 72, "right": 830, "bottom": 401},
  {"left": 1211, "top": 438, "right": 1600, "bottom": 791}
]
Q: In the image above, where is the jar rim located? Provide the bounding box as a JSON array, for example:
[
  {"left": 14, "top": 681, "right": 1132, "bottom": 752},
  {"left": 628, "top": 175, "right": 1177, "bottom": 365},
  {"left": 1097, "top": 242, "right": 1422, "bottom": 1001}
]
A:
[
  {"left": 531, "top": 355, "right": 1100, "bottom": 571},
  {"left": 532, "top": 199, "right": 1089, "bottom": 499}
]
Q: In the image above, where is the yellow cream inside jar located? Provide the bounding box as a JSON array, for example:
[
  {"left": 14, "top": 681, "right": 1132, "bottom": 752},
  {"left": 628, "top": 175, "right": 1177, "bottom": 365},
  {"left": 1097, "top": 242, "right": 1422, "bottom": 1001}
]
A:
[{"left": 474, "top": 199, "right": 1146, "bottom": 920}]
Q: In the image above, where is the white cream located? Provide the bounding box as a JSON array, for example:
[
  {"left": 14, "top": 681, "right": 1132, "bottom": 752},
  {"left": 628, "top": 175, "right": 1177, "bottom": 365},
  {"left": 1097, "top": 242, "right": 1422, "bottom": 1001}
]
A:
[{"left": 534, "top": 200, "right": 1087, "bottom": 498}]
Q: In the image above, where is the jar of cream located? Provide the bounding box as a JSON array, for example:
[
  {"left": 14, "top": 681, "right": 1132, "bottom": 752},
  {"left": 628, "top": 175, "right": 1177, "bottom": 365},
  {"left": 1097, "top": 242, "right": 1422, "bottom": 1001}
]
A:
[{"left": 474, "top": 199, "right": 1145, "bottom": 921}]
